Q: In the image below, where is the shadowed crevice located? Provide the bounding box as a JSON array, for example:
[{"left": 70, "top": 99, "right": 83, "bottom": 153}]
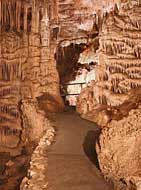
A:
[{"left": 83, "top": 130, "right": 100, "bottom": 169}]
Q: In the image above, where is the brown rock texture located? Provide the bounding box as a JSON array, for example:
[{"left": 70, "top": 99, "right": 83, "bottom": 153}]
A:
[
  {"left": 58, "top": 0, "right": 119, "bottom": 40},
  {"left": 76, "top": 1, "right": 141, "bottom": 189},
  {"left": 96, "top": 0, "right": 141, "bottom": 106},
  {"left": 2, "top": 0, "right": 141, "bottom": 190},
  {"left": 77, "top": 0, "right": 141, "bottom": 116},
  {"left": 0, "top": 0, "right": 64, "bottom": 155},
  {"left": 20, "top": 118, "right": 55, "bottom": 190},
  {"left": 96, "top": 108, "right": 141, "bottom": 190},
  {"left": 96, "top": 88, "right": 141, "bottom": 190},
  {"left": 0, "top": 32, "right": 22, "bottom": 154},
  {"left": 0, "top": 0, "right": 119, "bottom": 154}
]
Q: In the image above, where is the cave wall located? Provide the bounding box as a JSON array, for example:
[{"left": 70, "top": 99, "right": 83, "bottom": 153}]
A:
[
  {"left": 77, "top": 0, "right": 141, "bottom": 115},
  {"left": 76, "top": 1, "right": 141, "bottom": 189},
  {"left": 0, "top": 0, "right": 119, "bottom": 156},
  {"left": 95, "top": 2, "right": 141, "bottom": 188},
  {"left": 0, "top": 0, "right": 64, "bottom": 155},
  {"left": 57, "top": 0, "right": 119, "bottom": 40},
  {"left": 0, "top": 32, "right": 23, "bottom": 154},
  {"left": 96, "top": 0, "right": 141, "bottom": 106}
]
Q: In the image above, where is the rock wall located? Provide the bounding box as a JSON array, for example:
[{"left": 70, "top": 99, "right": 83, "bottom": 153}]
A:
[
  {"left": 0, "top": 0, "right": 64, "bottom": 156},
  {"left": 0, "top": 32, "right": 23, "bottom": 155},
  {"left": 77, "top": 1, "right": 141, "bottom": 189},
  {"left": 77, "top": 0, "right": 141, "bottom": 116},
  {"left": 96, "top": 88, "right": 141, "bottom": 190},
  {"left": 97, "top": 0, "right": 141, "bottom": 106},
  {"left": 97, "top": 108, "right": 141, "bottom": 190},
  {"left": 58, "top": 0, "right": 119, "bottom": 40}
]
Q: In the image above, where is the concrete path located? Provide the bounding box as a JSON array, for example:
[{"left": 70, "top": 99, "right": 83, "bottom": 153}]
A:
[{"left": 46, "top": 109, "right": 112, "bottom": 190}]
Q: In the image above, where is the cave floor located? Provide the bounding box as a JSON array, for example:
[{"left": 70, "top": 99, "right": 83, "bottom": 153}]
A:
[{"left": 45, "top": 108, "right": 113, "bottom": 190}]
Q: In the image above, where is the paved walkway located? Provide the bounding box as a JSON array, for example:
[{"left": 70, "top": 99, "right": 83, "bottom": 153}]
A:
[{"left": 46, "top": 110, "right": 112, "bottom": 190}]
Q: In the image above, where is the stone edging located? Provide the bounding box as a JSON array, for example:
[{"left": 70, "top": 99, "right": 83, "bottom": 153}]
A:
[{"left": 20, "top": 120, "right": 55, "bottom": 190}]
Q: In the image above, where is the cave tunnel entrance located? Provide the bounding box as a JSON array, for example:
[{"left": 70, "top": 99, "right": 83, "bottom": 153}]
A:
[{"left": 56, "top": 40, "right": 99, "bottom": 107}]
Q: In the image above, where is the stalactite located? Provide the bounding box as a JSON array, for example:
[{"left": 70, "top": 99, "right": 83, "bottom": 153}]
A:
[
  {"left": 35, "top": 6, "right": 40, "bottom": 33},
  {"left": 0, "top": 0, "right": 37, "bottom": 32},
  {"left": 7, "top": 2, "right": 12, "bottom": 29},
  {"left": 16, "top": 0, "right": 21, "bottom": 31},
  {"left": 24, "top": 4, "right": 28, "bottom": 31},
  {"left": 0, "top": 105, "right": 19, "bottom": 118},
  {"left": 31, "top": 0, "right": 35, "bottom": 32}
]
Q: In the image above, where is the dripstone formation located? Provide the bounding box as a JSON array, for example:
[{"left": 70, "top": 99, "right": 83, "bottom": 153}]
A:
[
  {"left": 1, "top": 0, "right": 141, "bottom": 190},
  {"left": 0, "top": 0, "right": 116, "bottom": 155},
  {"left": 77, "top": 1, "right": 141, "bottom": 189},
  {"left": 0, "top": 0, "right": 64, "bottom": 156}
]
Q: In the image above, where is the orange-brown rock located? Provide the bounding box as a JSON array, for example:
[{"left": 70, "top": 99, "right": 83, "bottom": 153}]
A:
[
  {"left": 96, "top": 89, "right": 141, "bottom": 190},
  {"left": 76, "top": 1, "right": 141, "bottom": 189},
  {"left": 37, "top": 93, "right": 64, "bottom": 113},
  {"left": 78, "top": 86, "right": 141, "bottom": 189},
  {"left": 0, "top": 0, "right": 64, "bottom": 155},
  {"left": 0, "top": 0, "right": 120, "bottom": 154}
]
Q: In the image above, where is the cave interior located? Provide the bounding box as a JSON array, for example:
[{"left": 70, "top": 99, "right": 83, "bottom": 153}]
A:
[{"left": 0, "top": 0, "right": 141, "bottom": 190}]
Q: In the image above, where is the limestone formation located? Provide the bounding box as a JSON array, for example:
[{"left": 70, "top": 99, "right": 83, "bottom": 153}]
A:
[
  {"left": 0, "top": 0, "right": 64, "bottom": 156},
  {"left": 77, "top": 1, "right": 141, "bottom": 189},
  {"left": 96, "top": 88, "right": 141, "bottom": 190},
  {"left": 77, "top": 0, "right": 141, "bottom": 115},
  {"left": 2, "top": 0, "right": 141, "bottom": 190}
]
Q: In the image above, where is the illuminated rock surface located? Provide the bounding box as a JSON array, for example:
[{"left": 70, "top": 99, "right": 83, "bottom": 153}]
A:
[
  {"left": 1, "top": 0, "right": 141, "bottom": 190},
  {"left": 77, "top": 1, "right": 141, "bottom": 189}
]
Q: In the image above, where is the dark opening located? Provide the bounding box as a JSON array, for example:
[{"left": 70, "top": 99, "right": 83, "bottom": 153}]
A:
[{"left": 83, "top": 130, "right": 100, "bottom": 169}]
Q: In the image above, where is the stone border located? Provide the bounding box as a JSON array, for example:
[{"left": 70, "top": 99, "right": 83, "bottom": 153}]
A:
[{"left": 20, "top": 120, "right": 55, "bottom": 190}]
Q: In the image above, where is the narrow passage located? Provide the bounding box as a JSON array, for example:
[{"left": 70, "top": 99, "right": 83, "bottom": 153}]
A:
[{"left": 46, "top": 109, "right": 112, "bottom": 190}]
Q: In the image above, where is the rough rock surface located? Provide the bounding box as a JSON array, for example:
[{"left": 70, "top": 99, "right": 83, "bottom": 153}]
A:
[
  {"left": 0, "top": 0, "right": 64, "bottom": 155},
  {"left": 96, "top": 88, "right": 141, "bottom": 190},
  {"left": 20, "top": 120, "right": 55, "bottom": 190},
  {"left": 77, "top": 0, "right": 141, "bottom": 116},
  {"left": 78, "top": 87, "right": 141, "bottom": 190},
  {"left": 58, "top": 0, "right": 116, "bottom": 40},
  {"left": 76, "top": 1, "right": 141, "bottom": 189},
  {"left": 2, "top": 0, "right": 141, "bottom": 190},
  {"left": 96, "top": 0, "right": 141, "bottom": 106},
  {"left": 96, "top": 106, "right": 141, "bottom": 190},
  {"left": 0, "top": 0, "right": 119, "bottom": 155},
  {"left": 0, "top": 1, "right": 64, "bottom": 189}
]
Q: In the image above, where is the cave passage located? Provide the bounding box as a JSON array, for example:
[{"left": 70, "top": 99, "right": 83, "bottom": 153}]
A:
[
  {"left": 45, "top": 110, "right": 112, "bottom": 190},
  {"left": 1, "top": 0, "right": 141, "bottom": 190},
  {"left": 56, "top": 42, "right": 98, "bottom": 107}
]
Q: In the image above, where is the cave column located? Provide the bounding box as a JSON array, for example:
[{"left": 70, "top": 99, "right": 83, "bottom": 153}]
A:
[
  {"left": 39, "top": 2, "right": 64, "bottom": 111},
  {"left": 40, "top": 5, "right": 51, "bottom": 84},
  {"left": 31, "top": 0, "right": 40, "bottom": 33},
  {"left": 16, "top": 0, "right": 21, "bottom": 31}
]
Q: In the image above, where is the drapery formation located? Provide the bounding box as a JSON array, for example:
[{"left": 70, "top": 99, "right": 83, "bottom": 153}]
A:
[{"left": 0, "top": 0, "right": 63, "bottom": 155}]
